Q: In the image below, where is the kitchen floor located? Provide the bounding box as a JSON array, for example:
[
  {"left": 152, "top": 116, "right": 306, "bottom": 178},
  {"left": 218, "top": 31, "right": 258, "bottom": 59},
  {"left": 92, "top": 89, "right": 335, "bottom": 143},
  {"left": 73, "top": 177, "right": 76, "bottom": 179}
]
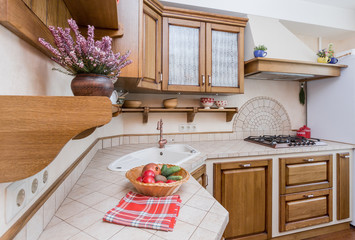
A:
[{"left": 305, "top": 228, "right": 355, "bottom": 240}]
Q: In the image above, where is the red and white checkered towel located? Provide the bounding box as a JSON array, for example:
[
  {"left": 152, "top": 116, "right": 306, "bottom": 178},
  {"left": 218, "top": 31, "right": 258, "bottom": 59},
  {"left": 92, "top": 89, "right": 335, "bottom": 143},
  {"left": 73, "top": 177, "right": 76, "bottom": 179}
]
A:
[{"left": 103, "top": 191, "right": 181, "bottom": 231}]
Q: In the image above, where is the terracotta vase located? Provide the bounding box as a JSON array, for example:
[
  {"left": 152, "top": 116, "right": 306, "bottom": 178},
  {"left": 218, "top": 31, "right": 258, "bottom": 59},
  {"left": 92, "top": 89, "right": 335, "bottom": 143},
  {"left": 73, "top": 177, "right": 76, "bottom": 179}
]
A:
[{"left": 71, "top": 74, "right": 114, "bottom": 97}]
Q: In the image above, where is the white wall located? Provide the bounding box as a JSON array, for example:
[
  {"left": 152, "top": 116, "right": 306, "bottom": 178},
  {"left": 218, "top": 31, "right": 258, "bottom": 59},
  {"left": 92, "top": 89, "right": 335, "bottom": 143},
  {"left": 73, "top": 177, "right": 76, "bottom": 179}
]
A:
[
  {"left": 161, "top": 0, "right": 355, "bottom": 31},
  {"left": 123, "top": 79, "right": 306, "bottom": 134},
  {"left": 0, "top": 25, "right": 124, "bottom": 236}
]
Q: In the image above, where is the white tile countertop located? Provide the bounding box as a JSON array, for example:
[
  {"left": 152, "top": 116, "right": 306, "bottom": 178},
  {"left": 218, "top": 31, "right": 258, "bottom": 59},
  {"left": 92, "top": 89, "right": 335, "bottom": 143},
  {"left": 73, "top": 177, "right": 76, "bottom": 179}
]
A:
[{"left": 39, "top": 139, "right": 354, "bottom": 240}]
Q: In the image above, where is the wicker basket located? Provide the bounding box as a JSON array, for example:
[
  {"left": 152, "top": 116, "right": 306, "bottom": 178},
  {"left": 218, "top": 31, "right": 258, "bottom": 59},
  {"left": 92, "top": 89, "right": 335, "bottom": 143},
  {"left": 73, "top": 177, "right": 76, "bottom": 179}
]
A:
[{"left": 125, "top": 164, "right": 190, "bottom": 197}]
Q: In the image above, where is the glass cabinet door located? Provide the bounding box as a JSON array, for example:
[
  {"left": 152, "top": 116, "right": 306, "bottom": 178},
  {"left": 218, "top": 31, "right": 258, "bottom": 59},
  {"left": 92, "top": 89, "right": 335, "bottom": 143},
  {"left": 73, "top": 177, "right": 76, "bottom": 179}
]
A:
[
  {"left": 206, "top": 23, "right": 244, "bottom": 93},
  {"left": 162, "top": 18, "right": 205, "bottom": 92}
]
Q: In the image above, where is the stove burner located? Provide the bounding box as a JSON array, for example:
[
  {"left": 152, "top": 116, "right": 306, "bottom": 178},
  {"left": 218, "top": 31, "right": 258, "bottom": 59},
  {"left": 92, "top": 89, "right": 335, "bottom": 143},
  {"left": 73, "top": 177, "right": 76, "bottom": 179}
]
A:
[{"left": 244, "top": 135, "right": 326, "bottom": 148}]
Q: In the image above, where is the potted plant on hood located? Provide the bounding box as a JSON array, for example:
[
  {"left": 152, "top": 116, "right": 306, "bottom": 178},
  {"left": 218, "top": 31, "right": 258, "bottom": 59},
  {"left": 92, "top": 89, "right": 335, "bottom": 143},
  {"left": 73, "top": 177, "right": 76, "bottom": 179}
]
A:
[
  {"left": 254, "top": 45, "right": 267, "bottom": 58},
  {"left": 316, "top": 49, "right": 330, "bottom": 64},
  {"left": 39, "top": 19, "right": 132, "bottom": 97}
]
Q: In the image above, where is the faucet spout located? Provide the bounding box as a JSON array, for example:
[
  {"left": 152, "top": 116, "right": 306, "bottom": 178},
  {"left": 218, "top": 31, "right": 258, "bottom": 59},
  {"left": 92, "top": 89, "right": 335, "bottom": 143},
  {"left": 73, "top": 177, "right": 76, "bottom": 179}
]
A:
[{"left": 157, "top": 119, "right": 167, "bottom": 148}]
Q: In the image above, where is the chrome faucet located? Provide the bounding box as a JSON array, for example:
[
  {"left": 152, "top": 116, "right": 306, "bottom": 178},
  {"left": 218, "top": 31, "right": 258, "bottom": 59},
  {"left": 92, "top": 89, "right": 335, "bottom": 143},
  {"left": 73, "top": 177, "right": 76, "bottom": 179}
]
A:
[{"left": 157, "top": 119, "right": 167, "bottom": 148}]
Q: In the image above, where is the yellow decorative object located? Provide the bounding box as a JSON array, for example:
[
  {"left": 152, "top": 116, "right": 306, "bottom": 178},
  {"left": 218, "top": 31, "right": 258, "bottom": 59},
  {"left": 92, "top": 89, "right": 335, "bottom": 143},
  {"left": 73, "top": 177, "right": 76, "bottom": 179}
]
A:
[{"left": 317, "top": 57, "right": 330, "bottom": 63}]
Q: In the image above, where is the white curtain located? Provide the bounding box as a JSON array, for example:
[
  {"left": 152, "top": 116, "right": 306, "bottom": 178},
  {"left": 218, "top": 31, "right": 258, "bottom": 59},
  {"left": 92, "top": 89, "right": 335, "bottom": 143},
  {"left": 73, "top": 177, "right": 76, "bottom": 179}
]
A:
[
  {"left": 169, "top": 25, "right": 199, "bottom": 86},
  {"left": 212, "top": 30, "right": 238, "bottom": 87}
]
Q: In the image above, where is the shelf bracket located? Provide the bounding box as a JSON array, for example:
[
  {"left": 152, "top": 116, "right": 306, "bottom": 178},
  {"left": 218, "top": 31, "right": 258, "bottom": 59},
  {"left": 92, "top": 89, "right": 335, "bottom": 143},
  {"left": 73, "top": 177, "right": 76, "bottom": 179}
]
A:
[
  {"left": 143, "top": 107, "right": 150, "bottom": 123},
  {"left": 187, "top": 107, "right": 198, "bottom": 123},
  {"left": 226, "top": 108, "right": 238, "bottom": 122}
]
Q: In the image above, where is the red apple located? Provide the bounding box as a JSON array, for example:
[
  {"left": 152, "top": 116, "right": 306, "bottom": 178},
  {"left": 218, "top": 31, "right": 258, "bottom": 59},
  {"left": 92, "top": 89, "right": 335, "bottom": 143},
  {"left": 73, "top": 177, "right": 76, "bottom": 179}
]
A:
[
  {"left": 143, "top": 176, "right": 155, "bottom": 183},
  {"left": 136, "top": 176, "right": 143, "bottom": 182},
  {"left": 142, "top": 170, "right": 155, "bottom": 178},
  {"left": 166, "top": 180, "right": 176, "bottom": 183}
]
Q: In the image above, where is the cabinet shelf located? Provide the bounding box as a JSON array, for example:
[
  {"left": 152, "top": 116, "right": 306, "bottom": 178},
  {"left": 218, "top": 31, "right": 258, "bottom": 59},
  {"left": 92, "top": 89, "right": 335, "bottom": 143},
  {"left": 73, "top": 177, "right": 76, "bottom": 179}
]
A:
[
  {"left": 118, "top": 107, "right": 238, "bottom": 123},
  {"left": 0, "top": 96, "right": 112, "bottom": 182}
]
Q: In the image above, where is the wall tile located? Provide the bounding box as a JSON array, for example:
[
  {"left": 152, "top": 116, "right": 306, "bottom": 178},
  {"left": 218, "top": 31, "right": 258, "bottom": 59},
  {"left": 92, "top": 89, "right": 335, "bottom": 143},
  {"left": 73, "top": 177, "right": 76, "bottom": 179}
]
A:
[
  {"left": 112, "top": 137, "right": 120, "bottom": 147},
  {"left": 13, "top": 225, "right": 26, "bottom": 240},
  {"left": 102, "top": 138, "right": 111, "bottom": 148},
  {"left": 26, "top": 207, "right": 43, "bottom": 240},
  {"left": 43, "top": 194, "right": 56, "bottom": 228}
]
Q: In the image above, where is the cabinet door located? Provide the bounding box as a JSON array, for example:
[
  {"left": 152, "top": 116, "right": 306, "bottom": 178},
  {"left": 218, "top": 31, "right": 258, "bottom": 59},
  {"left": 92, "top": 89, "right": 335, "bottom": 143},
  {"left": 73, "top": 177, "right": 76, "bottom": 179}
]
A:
[
  {"left": 337, "top": 153, "right": 350, "bottom": 220},
  {"left": 280, "top": 155, "right": 332, "bottom": 194},
  {"left": 137, "top": 4, "right": 162, "bottom": 90},
  {"left": 206, "top": 23, "right": 244, "bottom": 93},
  {"left": 280, "top": 189, "right": 332, "bottom": 232},
  {"left": 191, "top": 164, "right": 207, "bottom": 188},
  {"left": 214, "top": 160, "right": 272, "bottom": 239},
  {"left": 162, "top": 18, "right": 205, "bottom": 92}
]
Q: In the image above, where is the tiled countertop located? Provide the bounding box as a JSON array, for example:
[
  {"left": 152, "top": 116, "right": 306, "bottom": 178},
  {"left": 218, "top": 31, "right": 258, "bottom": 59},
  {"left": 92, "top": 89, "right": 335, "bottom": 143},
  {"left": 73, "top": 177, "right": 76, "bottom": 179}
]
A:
[{"left": 39, "top": 139, "right": 354, "bottom": 240}]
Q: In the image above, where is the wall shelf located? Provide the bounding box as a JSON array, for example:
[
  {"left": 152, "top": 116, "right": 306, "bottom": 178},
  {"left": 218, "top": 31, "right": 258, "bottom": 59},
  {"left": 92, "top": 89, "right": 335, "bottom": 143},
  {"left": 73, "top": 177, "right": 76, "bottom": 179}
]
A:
[
  {"left": 118, "top": 107, "right": 238, "bottom": 123},
  {"left": 0, "top": 96, "right": 112, "bottom": 182}
]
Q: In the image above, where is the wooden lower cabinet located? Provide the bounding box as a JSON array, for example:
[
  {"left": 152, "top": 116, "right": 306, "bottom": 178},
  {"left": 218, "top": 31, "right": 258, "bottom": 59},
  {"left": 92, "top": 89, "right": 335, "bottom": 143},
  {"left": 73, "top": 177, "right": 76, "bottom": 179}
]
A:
[
  {"left": 191, "top": 164, "right": 207, "bottom": 188},
  {"left": 280, "top": 189, "right": 332, "bottom": 232},
  {"left": 214, "top": 159, "right": 272, "bottom": 239}
]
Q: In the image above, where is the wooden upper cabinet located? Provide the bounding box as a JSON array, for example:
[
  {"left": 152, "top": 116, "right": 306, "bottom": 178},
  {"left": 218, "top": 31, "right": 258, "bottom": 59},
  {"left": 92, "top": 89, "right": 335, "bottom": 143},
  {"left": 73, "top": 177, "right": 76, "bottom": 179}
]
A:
[
  {"left": 206, "top": 24, "right": 244, "bottom": 93},
  {"left": 115, "top": 0, "right": 248, "bottom": 93},
  {"left": 137, "top": 4, "right": 162, "bottom": 90},
  {"left": 115, "top": 0, "right": 163, "bottom": 84},
  {"left": 162, "top": 18, "right": 205, "bottom": 92},
  {"left": 162, "top": 18, "right": 246, "bottom": 93}
]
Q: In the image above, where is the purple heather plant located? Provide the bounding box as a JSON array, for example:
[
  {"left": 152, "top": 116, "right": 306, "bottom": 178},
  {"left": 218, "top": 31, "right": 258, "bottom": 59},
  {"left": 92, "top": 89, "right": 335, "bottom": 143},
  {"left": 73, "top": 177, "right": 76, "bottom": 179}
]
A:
[{"left": 38, "top": 19, "right": 132, "bottom": 83}]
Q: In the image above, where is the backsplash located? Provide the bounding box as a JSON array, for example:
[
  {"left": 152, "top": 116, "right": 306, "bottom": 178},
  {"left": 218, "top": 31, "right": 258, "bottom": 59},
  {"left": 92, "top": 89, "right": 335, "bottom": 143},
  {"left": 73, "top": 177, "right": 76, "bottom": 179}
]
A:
[{"left": 233, "top": 96, "right": 292, "bottom": 137}]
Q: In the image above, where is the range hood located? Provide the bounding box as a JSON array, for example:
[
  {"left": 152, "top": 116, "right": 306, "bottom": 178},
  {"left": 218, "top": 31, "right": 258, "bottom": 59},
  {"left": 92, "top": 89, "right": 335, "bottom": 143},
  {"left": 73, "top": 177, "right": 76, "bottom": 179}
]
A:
[{"left": 244, "top": 57, "right": 347, "bottom": 81}]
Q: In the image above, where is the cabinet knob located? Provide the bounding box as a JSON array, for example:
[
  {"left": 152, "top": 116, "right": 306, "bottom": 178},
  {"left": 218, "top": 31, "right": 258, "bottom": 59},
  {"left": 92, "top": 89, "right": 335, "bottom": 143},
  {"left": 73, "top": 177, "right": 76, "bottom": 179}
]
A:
[
  {"left": 304, "top": 158, "right": 314, "bottom": 162},
  {"left": 303, "top": 194, "right": 314, "bottom": 198},
  {"left": 240, "top": 163, "right": 251, "bottom": 167}
]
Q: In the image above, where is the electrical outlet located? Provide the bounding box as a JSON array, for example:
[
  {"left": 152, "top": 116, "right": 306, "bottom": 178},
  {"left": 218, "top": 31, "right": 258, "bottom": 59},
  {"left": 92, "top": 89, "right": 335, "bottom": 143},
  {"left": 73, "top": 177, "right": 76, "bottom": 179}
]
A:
[{"left": 178, "top": 124, "right": 197, "bottom": 132}]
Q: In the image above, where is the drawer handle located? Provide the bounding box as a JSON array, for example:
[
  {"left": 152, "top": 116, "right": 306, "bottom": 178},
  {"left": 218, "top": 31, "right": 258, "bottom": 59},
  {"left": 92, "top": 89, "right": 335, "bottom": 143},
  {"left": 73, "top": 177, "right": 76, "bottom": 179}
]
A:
[
  {"left": 304, "top": 158, "right": 314, "bottom": 162},
  {"left": 304, "top": 194, "right": 314, "bottom": 198},
  {"left": 240, "top": 164, "right": 251, "bottom": 167},
  {"left": 344, "top": 155, "right": 350, "bottom": 158},
  {"left": 205, "top": 174, "right": 209, "bottom": 187}
]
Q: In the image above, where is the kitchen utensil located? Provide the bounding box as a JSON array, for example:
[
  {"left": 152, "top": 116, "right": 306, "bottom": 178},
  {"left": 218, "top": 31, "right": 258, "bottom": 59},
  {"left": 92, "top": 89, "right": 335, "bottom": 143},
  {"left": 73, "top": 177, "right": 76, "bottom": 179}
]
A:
[
  {"left": 200, "top": 97, "right": 214, "bottom": 109},
  {"left": 163, "top": 98, "right": 178, "bottom": 109},
  {"left": 215, "top": 100, "right": 227, "bottom": 109},
  {"left": 126, "top": 164, "right": 189, "bottom": 197},
  {"left": 123, "top": 100, "right": 142, "bottom": 108}
]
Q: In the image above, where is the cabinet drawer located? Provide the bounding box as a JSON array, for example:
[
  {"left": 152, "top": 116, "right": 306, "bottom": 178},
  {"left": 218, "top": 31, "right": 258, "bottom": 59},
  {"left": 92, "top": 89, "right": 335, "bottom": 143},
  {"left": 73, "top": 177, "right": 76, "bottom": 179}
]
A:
[
  {"left": 280, "top": 189, "right": 333, "bottom": 232},
  {"left": 280, "top": 155, "right": 332, "bottom": 194}
]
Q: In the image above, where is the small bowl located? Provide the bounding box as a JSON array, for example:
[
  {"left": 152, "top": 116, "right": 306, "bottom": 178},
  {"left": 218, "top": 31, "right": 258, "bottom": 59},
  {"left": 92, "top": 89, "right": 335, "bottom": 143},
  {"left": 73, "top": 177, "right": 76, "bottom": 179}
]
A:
[
  {"left": 126, "top": 164, "right": 190, "bottom": 197},
  {"left": 123, "top": 100, "right": 142, "bottom": 108},
  {"left": 215, "top": 100, "right": 227, "bottom": 109},
  {"left": 163, "top": 98, "right": 178, "bottom": 109},
  {"left": 200, "top": 97, "right": 214, "bottom": 109},
  {"left": 116, "top": 97, "right": 125, "bottom": 107}
]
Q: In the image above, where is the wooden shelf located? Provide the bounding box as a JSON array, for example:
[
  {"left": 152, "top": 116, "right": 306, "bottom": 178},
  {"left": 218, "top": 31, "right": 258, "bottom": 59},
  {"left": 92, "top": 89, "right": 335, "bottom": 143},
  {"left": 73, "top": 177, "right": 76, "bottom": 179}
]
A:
[
  {"left": 0, "top": 96, "right": 112, "bottom": 182},
  {"left": 119, "top": 107, "right": 238, "bottom": 123},
  {"left": 64, "top": 0, "right": 124, "bottom": 38}
]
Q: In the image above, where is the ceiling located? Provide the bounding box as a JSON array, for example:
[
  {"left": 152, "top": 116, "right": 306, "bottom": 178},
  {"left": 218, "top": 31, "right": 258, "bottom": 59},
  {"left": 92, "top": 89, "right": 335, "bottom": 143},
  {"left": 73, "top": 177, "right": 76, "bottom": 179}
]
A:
[{"left": 302, "top": 0, "right": 355, "bottom": 11}]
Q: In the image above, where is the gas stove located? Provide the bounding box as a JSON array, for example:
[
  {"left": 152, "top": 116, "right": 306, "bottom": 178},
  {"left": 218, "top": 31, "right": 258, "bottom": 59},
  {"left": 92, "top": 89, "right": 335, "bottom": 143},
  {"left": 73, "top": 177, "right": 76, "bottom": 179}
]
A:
[{"left": 244, "top": 135, "right": 327, "bottom": 148}]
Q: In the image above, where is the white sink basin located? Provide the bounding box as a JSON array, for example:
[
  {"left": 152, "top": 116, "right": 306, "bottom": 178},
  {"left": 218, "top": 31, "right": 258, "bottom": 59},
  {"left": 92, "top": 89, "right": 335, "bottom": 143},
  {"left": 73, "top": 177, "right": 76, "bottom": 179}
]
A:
[{"left": 108, "top": 144, "right": 200, "bottom": 171}]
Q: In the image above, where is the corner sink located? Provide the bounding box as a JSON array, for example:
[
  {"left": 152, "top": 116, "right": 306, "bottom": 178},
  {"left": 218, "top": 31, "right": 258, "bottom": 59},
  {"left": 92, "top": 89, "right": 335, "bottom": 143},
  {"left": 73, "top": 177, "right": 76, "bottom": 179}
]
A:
[{"left": 108, "top": 144, "right": 200, "bottom": 172}]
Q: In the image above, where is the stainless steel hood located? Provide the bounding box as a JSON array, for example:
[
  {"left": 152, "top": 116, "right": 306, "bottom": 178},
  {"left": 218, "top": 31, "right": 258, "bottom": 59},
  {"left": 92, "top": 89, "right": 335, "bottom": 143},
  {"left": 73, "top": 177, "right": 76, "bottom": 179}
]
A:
[{"left": 244, "top": 58, "right": 347, "bottom": 81}]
